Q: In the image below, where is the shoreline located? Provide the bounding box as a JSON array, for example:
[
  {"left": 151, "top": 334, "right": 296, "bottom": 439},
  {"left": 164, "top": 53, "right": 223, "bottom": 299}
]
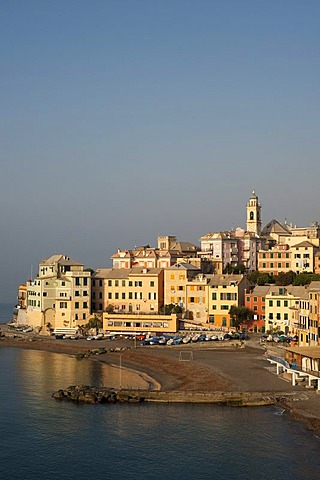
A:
[{"left": 1, "top": 333, "right": 320, "bottom": 437}]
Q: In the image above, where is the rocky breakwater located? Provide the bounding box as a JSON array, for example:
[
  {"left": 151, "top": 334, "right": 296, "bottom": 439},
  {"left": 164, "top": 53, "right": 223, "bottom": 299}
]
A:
[{"left": 52, "top": 385, "right": 145, "bottom": 404}]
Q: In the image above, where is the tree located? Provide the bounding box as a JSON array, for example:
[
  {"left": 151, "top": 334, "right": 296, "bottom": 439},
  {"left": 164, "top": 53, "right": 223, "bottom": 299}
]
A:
[
  {"left": 85, "top": 315, "right": 102, "bottom": 330},
  {"left": 275, "top": 271, "right": 296, "bottom": 286},
  {"left": 294, "top": 273, "right": 320, "bottom": 286},
  {"left": 223, "top": 263, "right": 246, "bottom": 274},
  {"left": 159, "top": 304, "right": 182, "bottom": 315},
  {"left": 229, "top": 305, "right": 253, "bottom": 330},
  {"left": 105, "top": 304, "right": 114, "bottom": 313}
]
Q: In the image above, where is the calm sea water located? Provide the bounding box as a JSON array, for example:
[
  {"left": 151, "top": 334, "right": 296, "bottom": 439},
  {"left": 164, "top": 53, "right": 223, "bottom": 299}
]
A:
[
  {"left": 0, "top": 306, "right": 320, "bottom": 479},
  {"left": 0, "top": 303, "right": 14, "bottom": 324}
]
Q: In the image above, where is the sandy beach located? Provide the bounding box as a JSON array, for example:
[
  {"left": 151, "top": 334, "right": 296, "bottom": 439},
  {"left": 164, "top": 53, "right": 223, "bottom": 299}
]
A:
[{"left": 1, "top": 330, "right": 320, "bottom": 437}]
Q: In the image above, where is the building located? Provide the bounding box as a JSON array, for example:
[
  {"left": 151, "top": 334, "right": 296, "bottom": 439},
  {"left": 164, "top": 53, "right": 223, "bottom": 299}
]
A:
[
  {"left": 246, "top": 190, "right": 261, "bottom": 236},
  {"left": 258, "top": 245, "right": 292, "bottom": 275},
  {"left": 103, "top": 312, "right": 178, "bottom": 335},
  {"left": 308, "top": 282, "right": 320, "bottom": 346},
  {"left": 244, "top": 285, "right": 270, "bottom": 333},
  {"left": 92, "top": 267, "right": 164, "bottom": 314},
  {"left": 164, "top": 262, "right": 209, "bottom": 324},
  {"left": 198, "top": 191, "right": 264, "bottom": 273},
  {"left": 111, "top": 235, "right": 199, "bottom": 270},
  {"left": 264, "top": 285, "right": 308, "bottom": 335},
  {"left": 23, "top": 254, "right": 91, "bottom": 333},
  {"left": 207, "top": 275, "right": 249, "bottom": 330}
]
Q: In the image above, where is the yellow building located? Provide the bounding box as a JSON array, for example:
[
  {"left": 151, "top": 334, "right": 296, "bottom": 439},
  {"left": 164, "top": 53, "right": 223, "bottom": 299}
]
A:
[
  {"left": 164, "top": 263, "right": 210, "bottom": 324},
  {"left": 24, "top": 255, "right": 91, "bottom": 334},
  {"left": 92, "top": 267, "right": 164, "bottom": 314},
  {"left": 207, "top": 275, "right": 248, "bottom": 330},
  {"left": 264, "top": 285, "right": 308, "bottom": 335},
  {"left": 308, "top": 282, "right": 320, "bottom": 346}
]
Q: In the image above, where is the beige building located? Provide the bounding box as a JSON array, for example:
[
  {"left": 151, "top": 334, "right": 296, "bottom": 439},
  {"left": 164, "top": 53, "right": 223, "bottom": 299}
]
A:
[
  {"left": 298, "top": 289, "right": 311, "bottom": 347},
  {"left": 291, "top": 241, "right": 318, "bottom": 273},
  {"left": 258, "top": 245, "right": 292, "bottom": 274},
  {"left": 92, "top": 267, "right": 164, "bottom": 314},
  {"left": 111, "top": 236, "right": 199, "bottom": 270},
  {"left": 103, "top": 312, "right": 178, "bottom": 335},
  {"left": 23, "top": 255, "right": 91, "bottom": 333}
]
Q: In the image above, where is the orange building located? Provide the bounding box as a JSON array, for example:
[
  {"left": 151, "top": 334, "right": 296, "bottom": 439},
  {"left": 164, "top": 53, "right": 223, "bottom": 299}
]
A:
[{"left": 244, "top": 285, "right": 270, "bottom": 333}]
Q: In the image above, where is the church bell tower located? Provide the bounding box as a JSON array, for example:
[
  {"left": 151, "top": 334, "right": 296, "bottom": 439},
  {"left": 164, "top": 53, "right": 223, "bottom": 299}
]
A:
[{"left": 246, "top": 190, "right": 261, "bottom": 235}]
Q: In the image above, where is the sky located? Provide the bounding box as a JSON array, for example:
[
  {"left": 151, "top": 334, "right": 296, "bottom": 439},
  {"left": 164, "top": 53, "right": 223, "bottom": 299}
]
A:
[{"left": 1, "top": 0, "right": 320, "bottom": 304}]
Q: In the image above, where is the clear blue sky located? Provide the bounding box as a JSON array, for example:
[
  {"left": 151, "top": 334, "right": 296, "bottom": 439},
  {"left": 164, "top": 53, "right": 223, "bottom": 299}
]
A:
[{"left": 1, "top": 0, "right": 319, "bottom": 303}]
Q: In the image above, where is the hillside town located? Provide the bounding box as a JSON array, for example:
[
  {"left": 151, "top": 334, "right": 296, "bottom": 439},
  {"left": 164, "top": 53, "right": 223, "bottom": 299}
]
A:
[{"left": 15, "top": 190, "right": 320, "bottom": 351}]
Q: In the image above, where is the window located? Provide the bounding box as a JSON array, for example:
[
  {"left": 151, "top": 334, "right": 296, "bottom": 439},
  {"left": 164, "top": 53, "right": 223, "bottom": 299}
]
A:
[
  {"left": 269, "top": 300, "right": 273, "bottom": 307},
  {"left": 75, "top": 278, "right": 80, "bottom": 286},
  {"left": 284, "top": 300, "right": 288, "bottom": 307},
  {"left": 150, "top": 281, "right": 155, "bottom": 287},
  {"left": 262, "top": 263, "right": 266, "bottom": 268},
  {"left": 276, "top": 300, "right": 280, "bottom": 307},
  {"left": 270, "top": 263, "right": 274, "bottom": 268},
  {"left": 276, "top": 313, "right": 281, "bottom": 320},
  {"left": 83, "top": 291, "right": 88, "bottom": 296},
  {"left": 129, "top": 281, "right": 133, "bottom": 287},
  {"left": 59, "top": 302, "right": 67, "bottom": 308},
  {"left": 115, "top": 293, "right": 119, "bottom": 299},
  {"left": 253, "top": 297, "right": 257, "bottom": 302},
  {"left": 83, "top": 302, "right": 88, "bottom": 308},
  {"left": 209, "top": 315, "right": 215, "bottom": 323},
  {"left": 221, "top": 305, "right": 229, "bottom": 310},
  {"left": 92, "top": 292, "right": 96, "bottom": 299},
  {"left": 284, "top": 313, "right": 288, "bottom": 320},
  {"left": 122, "top": 280, "right": 126, "bottom": 287},
  {"left": 278, "top": 263, "right": 281, "bottom": 268},
  {"left": 222, "top": 318, "right": 227, "bottom": 327},
  {"left": 75, "top": 302, "right": 79, "bottom": 309},
  {"left": 170, "top": 274, "right": 175, "bottom": 280},
  {"left": 83, "top": 278, "right": 88, "bottom": 286},
  {"left": 115, "top": 280, "right": 119, "bottom": 287},
  {"left": 108, "top": 280, "right": 112, "bottom": 286},
  {"left": 75, "top": 291, "right": 80, "bottom": 297},
  {"left": 129, "top": 292, "right": 133, "bottom": 299},
  {"left": 212, "top": 293, "right": 217, "bottom": 300},
  {"left": 135, "top": 281, "right": 142, "bottom": 287},
  {"left": 99, "top": 280, "right": 102, "bottom": 287},
  {"left": 108, "top": 293, "right": 112, "bottom": 299},
  {"left": 212, "top": 305, "right": 217, "bottom": 310},
  {"left": 92, "top": 280, "right": 96, "bottom": 287},
  {"left": 99, "top": 292, "right": 102, "bottom": 299}
]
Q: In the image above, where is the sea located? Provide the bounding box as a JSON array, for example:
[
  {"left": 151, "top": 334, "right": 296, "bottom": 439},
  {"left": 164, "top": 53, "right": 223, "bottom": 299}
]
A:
[{"left": 1, "top": 303, "right": 320, "bottom": 480}]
